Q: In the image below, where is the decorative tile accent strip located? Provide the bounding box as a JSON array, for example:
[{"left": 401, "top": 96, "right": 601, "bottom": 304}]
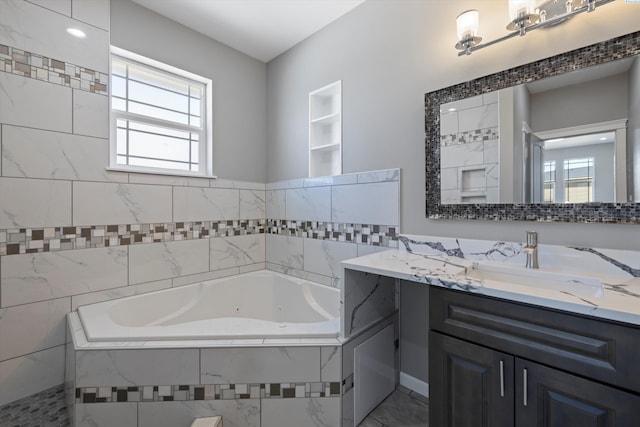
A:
[
  {"left": 0, "top": 44, "right": 108, "bottom": 95},
  {"left": 75, "top": 382, "right": 342, "bottom": 404},
  {"left": 0, "top": 220, "right": 266, "bottom": 256},
  {"left": 0, "top": 384, "right": 68, "bottom": 426},
  {"left": 425, "top": 31, "right": 640, "bottom": 223},
  {"left": 267, "top": 220, "right": 399, "bottom": 248},
  {"left": 441, "top": 126, "right": 499, "bottom": 147}
]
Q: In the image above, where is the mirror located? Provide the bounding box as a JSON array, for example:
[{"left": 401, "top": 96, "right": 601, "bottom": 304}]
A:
[{"left": 426, "top": 31, "right": 640, "bottom": 223}]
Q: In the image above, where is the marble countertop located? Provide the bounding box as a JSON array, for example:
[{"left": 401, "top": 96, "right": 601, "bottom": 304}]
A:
[{"left": 342, "top": 248, "right": 640, "bottom": 327}]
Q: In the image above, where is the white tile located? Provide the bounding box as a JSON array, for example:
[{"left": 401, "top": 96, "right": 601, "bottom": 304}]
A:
[
  {"left": 73, "top": 90, "right": 109, "bottom": 138},
  {"left": 441, "top": 189, "right": 461, "bottom": 204},
  {"left": 441, "top": 94, "right": 483, "bottom": 112},
  {"left": 331, "top": 182, "right": 399, "bottom": 226},
  {"left": 356, "top": 244, "right": 392, "bottom": 257},
  {"left": 75, "top": 403, "right": 136, "bottom": 427},
  {"left": 357, "top": 168, "right": 400, "bottom": 184},
  {"left": 173, "top": 187, "right": 239, "bottom": 222},
  {"left": 129, "top": 173, "right": 210, "bottom": 188},
  {"left": 486, "top": 162, "right": 500, "bottom": 188},
  {"left": 458, "top": 103, "right": 499, "bottom": 132},
  {"left": 321, "top": 346, "right": 341, "bottom": 382},
  {"left": 440, "top": 142, "right": 484, "bottom": 169},
  {"left": 76, "top": 348, "right": 199, "bottom": 387},
  {"left": 286, "top": 187, "right": 331, "bottom": 222},
  {"left": 71, "top": 280, "right": 172, "bottom": 310},
  {"left": 484, "top": 138, "right": 500, "bottom": 164},
  {"left": 201, "top": 347, "right": 321, "bottom": 384},
  {"left": 440, "top": 110, "right": 459, "bottom": 135},
  {"left": 1, "top": 126, "right": 127, "bottom": 182},
  {"left": 0, "top": 345, "right": 65, "bottom": 406},
  {"left": 138, "top": 400, "right": 260, "bottom": 427},
  {"left": 261, "top": 397, "right": 341, "bottom": 427},
  {"left": 129, "top": 239, "right": 210, "bottom": 285},
  {"left": 441, "top": 167, "right": 459, "bottom": 191},
  {"left": 240, "top": 189, "right": 265, "bottom": 220},
  {"left": 1, "top": 247, "right": 128, "bottom": 307},
  {"left": 266, "top": 189, "right": 285, "bottom": 219},
  {"left": 266, "top": 263, "right": 334, "bottom": 287},
  {"left": 483, "top": 90, "right": 500, "bottom": 104},
  {"left": 73, "top": 182, "right": 172, "bottom": 226},
  {"left": 0, "top": 73, "right": 72, "bottom": 133},
  {"left": 171, "top": 268, "right": 238, "bottom": 288},
  {"left": 0, "top": 177, "right": 71, "bottom": 228},
  {"left": 210, "top": 234, "right": 265, "bottom": 271},
  {"left": 0, "top": 0, "right": 108, "bottom": 73},
  {"left": 265, "top": 235, "right": 303, "bottom": 270},
  {"left": 71, "top": 0, "right": 109, "bottom": 30},
  {"left": 212, "top": 179, "right": 264, "bottom": 190},
  {"left": 303, "top": 239, "right": 357, "bottom": 278},
  {"left": 0, "top": 298, "right": 69, "bottom": 361},
  {"left": 239, "top": 262, "right": 266, "bottom": 274},
  {"left": 27, "top": 0, "right": 71, "bottom": 16}
]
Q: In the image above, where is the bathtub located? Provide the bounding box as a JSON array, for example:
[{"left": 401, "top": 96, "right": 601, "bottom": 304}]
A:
[{"left": 77, "top": 270, "right": 340, "bottom": 342}]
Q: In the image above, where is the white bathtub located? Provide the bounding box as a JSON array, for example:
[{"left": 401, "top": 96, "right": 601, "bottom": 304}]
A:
[{"left": 77, "top": 270, "right": 340, "bottom": 341}]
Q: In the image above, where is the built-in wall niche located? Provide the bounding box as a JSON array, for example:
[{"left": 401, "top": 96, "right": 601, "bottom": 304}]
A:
[{"left": 309, "top": 80, "right": 342, "bottom": 178}]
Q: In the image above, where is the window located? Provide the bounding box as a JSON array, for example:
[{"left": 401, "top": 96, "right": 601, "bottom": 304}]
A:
[
  {"left": 109, "top": 47, "right": 212, "bottom": 176},
  {"left": 543, "top": 160, "right": 555, "bottom": 204},
  {"left": 563, "top": 157, "right": 594, "bottom": 203}
]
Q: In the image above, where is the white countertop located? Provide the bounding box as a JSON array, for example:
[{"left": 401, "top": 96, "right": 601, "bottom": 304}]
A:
[{"left": 343, "top": 249, "right": 640, "bottom": 327}]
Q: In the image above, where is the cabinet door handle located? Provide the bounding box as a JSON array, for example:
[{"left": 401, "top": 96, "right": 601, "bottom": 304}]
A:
[
  {"left": 523, "top": 368, "right": 528, "bottom": 407},
  {"left": 499, "top": 360, "right": 505, "bottom": 397}
]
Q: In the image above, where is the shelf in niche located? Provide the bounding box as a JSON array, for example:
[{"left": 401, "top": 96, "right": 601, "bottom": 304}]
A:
[
  {"left": 311, "top": 112, "right": 341, "bottom": 124},
  {"left": 310, "top": 142, "right": 341, "bottom": 152}
]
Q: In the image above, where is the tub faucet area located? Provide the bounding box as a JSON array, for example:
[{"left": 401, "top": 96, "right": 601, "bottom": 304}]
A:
[{"left": 524, "top": 231, "right": 539, "bottom": 269}]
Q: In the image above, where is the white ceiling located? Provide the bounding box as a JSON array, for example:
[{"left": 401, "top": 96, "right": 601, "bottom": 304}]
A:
[{"left": 130, "top": 0, "right": 366, "bottom": 63}]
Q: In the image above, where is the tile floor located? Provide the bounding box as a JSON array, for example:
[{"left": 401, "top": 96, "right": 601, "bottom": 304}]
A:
[
  {"left": 359, "top": 386, "right": 429, "bottom": 427},
  {"left": 0, "top": 384, "right": 428, "bottom": 427}
]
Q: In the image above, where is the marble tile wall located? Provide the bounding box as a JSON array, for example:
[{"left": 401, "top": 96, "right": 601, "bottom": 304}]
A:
[
  {"left": 440, "top": 92, "right": 500, "bottom": 204},
  {"left": 0, "top": 0, "right": 401, "bottom": 411},
  {"left": 265, "top": 168, "right": 401, "bottom": 288},
  {"left": 0, "top": 0, "right": 269, "bottom": 408},
  {"left": 66, "top": 336, "right": 342, "bottom": 427}
]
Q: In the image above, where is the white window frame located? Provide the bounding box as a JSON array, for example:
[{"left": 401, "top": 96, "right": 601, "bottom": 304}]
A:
[{"left": 108, "top": 46, "right": 214, "bottom": 177}]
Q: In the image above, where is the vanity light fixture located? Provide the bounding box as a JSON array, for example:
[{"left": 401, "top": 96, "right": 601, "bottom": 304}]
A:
[
  {"left": 66, "top": 28, "right": 87, "bottom": 39},
  {"left": 455, "top": 0, "right": 614, "bottom": 56}
]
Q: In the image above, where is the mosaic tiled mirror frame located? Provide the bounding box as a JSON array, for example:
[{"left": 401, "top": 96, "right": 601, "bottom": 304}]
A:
[{"left": 425, "top": 31, "right": 640, "bottom": 224}]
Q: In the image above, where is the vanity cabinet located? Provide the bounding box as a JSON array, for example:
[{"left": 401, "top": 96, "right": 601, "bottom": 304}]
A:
[{"left": 429, "top": 287, "right": 640, "bottom": 427}]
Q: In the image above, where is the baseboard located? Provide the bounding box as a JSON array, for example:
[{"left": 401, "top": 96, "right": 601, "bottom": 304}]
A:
[{"left": 399, "top": 371, "right": 429, "bottom": 398}]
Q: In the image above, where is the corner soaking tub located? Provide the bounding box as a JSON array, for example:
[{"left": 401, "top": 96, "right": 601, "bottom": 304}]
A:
[{"left": 77, "top": 270, "right": 340, "bottom": 342}]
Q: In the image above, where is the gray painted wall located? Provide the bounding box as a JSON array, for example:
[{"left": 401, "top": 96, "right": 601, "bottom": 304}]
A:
[
  {"left": 266, "top": 0, "right": 640, "bottom": 252},
  {"left": 530, "top": 73, "right": 629, "bottom": 132},
  {"left": 111, "top": 0, "right": 267, "bottom": 182}
]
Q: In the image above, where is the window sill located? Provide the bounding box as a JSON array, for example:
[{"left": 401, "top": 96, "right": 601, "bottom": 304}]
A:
[{"left": 106, "top": 166, "right": 217, "bottom": 180}]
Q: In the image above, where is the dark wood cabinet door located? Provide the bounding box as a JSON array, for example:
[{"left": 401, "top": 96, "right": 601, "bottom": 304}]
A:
[
  {"left": 430, "top": 331, "right": 514, "bottom": 427},
  {"left": 516, "top": 359, "right": 640, "bottom": 427}
]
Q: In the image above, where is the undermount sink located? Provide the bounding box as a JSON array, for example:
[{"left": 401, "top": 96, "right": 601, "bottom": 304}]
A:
[{"left": 464, "top": 262, "right": 605, "bottom": 298}]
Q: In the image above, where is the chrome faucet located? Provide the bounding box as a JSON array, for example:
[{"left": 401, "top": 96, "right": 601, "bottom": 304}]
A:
[{"left": 524, "top": 231, "right": 539, "bottom": 269}]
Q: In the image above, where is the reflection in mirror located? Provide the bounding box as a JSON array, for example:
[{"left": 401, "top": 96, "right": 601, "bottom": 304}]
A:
[
  {"left": 439, "top": 54, "right": 639, "bottom": 205},
  {"left": 426, "top": 32, "right": 640, "bottom": 223}
]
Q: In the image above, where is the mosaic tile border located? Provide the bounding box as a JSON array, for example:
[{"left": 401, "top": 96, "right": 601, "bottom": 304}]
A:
[
  {"left": 441, "top": 127, "right": 499, "bottom": 147},
  {"left": 0, "top": 218, "right": 399, "bottom": 256},
  {"left": 0, "top": 220, "right": 266, "bottom": 256},
  {"left": 266, "top": 220, "right": 399, "bottom": 248},
  {"left": 426, "top": 31, "right": 640, "bottom": 223},
  {"left": 0, "top": 44, "right": 108, "bottom": 95},
  {"left": 75, "top": 382, "right": 341, "bottom": 404}
]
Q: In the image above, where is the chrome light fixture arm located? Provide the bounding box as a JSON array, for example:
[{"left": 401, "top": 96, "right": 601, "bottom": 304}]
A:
[{"left": 456, "top": 0, "right": 614, "bottom": 57}]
